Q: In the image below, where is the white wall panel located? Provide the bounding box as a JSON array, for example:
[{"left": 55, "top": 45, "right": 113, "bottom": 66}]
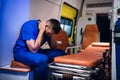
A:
[
  {"left": 30, "top": 0, "right": 61, "bottom": 20},
  {"left": 76, "top": 0, "right": 112, "bottom": 46}
]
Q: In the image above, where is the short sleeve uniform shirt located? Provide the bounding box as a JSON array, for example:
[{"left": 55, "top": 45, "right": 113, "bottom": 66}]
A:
[{"left": 13, "top": 20, "right": 48, "bottom": 53}]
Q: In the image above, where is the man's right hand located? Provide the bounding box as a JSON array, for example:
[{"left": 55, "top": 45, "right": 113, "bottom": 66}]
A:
[{"left": 38, "top": 20, "right": 46, "bottom": 34}]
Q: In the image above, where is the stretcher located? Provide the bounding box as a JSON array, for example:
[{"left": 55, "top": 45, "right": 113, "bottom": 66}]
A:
[{"left": 49, "top": 42, "right": 110, "bottom": 80}]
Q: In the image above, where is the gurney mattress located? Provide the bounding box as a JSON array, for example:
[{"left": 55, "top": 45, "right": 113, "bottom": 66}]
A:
[{"left": 54, "top": 42, "right": 109, "bottom": 67}]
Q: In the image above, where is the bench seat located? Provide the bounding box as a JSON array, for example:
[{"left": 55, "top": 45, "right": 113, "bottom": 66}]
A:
[{"left": 0, "top": 62, "right": 33, "bottom": 80}]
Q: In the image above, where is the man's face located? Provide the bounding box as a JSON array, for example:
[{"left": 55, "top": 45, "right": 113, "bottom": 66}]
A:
[{"left": 45, "top": 21, "right": 55, "bottom": 36}]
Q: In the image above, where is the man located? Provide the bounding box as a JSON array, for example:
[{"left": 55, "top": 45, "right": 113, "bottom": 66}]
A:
[{"left": 13, "top": 19, "right": 67, "bottom": 80}]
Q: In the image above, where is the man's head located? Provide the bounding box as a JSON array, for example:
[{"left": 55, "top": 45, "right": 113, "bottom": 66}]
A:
[{"left": 45, "top": 19, "right": 61, "bottom": 36}]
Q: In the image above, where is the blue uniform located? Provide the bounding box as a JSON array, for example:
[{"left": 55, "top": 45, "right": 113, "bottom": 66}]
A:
[
  {"left": 13, "top": 20, "right": 64, "bottom": 80},
  {"left": 115, "top": 18, "right": 120, "bottom": 80}
]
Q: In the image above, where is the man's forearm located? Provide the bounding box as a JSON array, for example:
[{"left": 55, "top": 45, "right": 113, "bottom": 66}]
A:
[
  {"left": 26, "top": 31, "right": 44, "bottom": 53},
  {"left": 34, "top": 31, "right": 44, "bottom": 51}
]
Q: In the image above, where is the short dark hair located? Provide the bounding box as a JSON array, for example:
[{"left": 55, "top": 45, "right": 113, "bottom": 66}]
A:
[{"left": 48, "top": 19, "right": 61, "bottom": 34}]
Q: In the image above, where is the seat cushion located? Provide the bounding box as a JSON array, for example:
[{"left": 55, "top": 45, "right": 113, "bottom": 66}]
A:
[
  {"left": 10, "top": 60, "right": 30, "bottom": 69},
  {"left": 51, "top": 30, "right": 69, "bottom": 51},
  {"left": 91, "top": 42, "right": 110, "bottom": 47}
]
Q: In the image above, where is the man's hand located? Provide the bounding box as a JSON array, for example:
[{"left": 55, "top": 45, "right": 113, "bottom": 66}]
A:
[{"left": 38, "top": 20, "right": 46, "bottom": 34}]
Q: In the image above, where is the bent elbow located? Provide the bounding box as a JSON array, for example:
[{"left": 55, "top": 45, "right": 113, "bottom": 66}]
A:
[
  {"left": 26, "top": 39, "right": 39, "bottom": 53},
  {"left": 31, "top": 50, "right": 37, "bottom": 53},
  {"left": 30, "top": 47, "right": 38, "bottom": 53}
]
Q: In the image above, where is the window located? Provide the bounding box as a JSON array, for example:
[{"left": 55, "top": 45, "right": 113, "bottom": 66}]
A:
[
  {"left": 60, "top": 18, "right": 72, "bottom": 37},
  {"left": 60, "top": 2, "right": 77, "bottom": 43}
]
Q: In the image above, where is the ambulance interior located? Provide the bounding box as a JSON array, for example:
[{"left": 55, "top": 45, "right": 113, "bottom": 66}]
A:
[{"left": 0, "top": 0, "right": 120, "bottom": 80}]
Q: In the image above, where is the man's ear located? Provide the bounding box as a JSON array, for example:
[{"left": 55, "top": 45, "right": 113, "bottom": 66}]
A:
[{"left": 45, "top": 25, "right": 48, "bottom": 27}]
